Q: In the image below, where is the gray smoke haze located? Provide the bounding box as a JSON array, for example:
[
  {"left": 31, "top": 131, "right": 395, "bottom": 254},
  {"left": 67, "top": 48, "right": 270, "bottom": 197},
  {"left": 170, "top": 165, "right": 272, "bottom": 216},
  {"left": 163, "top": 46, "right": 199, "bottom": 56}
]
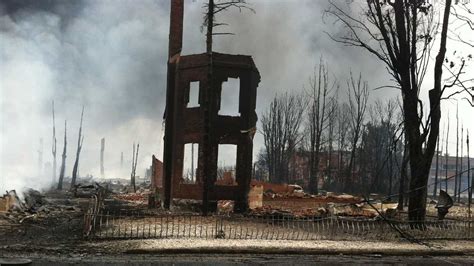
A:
[{"left": 0, "top": 0, "right": 472, "bottom": 193}]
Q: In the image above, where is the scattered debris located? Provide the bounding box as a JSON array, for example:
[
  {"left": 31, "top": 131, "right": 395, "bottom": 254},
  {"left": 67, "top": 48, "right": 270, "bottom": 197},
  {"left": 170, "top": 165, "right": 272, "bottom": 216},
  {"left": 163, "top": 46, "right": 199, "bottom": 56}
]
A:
[
  {"left": 72, "top": 182, "right": 111, "bottom": 198},
  {"left": 0, "top": 190, "right": 21, "bottom": 213},
  {"left": 251, "top": 205, "right": 329, "bottom": 218},
  {"left": 24, "top": 189, "right": 46, "bottom": 210},
  {"left": 217, "top": 200, "right": 234, "bottom": 214},
  {"left": 0, "top": 189, "right": 87, "bottom": 226},
  {"left": 114, "top": 193, "right": 148, "bottom": 203},
  {"left": 435, "top": 190, "right": 453, "bottom": 220}
]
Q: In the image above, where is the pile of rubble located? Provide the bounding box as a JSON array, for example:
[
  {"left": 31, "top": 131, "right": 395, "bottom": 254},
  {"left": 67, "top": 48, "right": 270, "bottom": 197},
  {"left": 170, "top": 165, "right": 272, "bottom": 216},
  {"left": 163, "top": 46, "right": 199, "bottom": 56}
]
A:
[
  {"left": 253, "top": 181, "right": 363, "bottom": 204},
  {"left": 330, "top": 202, "right": 399, "bottom": 219},
  {"left": 247, "top": 181, "right": 399, "bottom": 219},
  {"left": 113, "top": 192, "right": 149, "bottom": 202},
  {"left": 264, "top": 189, "right": 308, "bottom": 199},
  {"left": 264, "top": 190, "right": 364, "bottom": 203},
  {"left": 71, "top": 178, "right": 153, "bottom": 204},
  {"left": 0, "top": 189, "right": 83, "bottom": 224},
  {"left": 71, "top": 182, "right": 116, "bottom": 199},
  {"left": 251, "top": 205, "right": 330, "bottom": 218},
  {"left": 251, "top": 201, "right": 399, "bottom": 219}
]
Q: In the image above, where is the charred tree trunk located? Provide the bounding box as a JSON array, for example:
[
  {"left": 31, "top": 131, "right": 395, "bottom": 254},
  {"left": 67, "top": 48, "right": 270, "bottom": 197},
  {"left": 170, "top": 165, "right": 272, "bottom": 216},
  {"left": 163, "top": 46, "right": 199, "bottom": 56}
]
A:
[
  {"left": 407, "top": 0, "right": 449, "bottom": 219},
  {"left": 388, "top": 143, "right": 393, "bottom": 200},
  {"left": 131, "top": 143, "right": 139, "bottom": 192},
  {"left": 345, "top": 73, "right": 369, "bottom": 193},
  {"left": 336, "top": 104, "right": 350, "bottom": 192},
  {"left": 134, "top": 144, "right": 139, "bottom": 191},
  {"left": 57, "top": 120, "right": 67, "bottom": 190},
  {"left": 327, "top": 0, "right": 453, "bottom": 223},
  {"left": 131, "top": 143, "right": 135, "bottom": 191},
  {"left": 71, "top": 106, "right": 84, "bottom": 189},
  {"left": 307, "top": 61, "right": 332, "bottom": 195},
  {"left": 326, "top": 100, "right": 337, "bottom": 188},
  {"left": 52, "top": 101, "right": 57, "bottom": 184}
]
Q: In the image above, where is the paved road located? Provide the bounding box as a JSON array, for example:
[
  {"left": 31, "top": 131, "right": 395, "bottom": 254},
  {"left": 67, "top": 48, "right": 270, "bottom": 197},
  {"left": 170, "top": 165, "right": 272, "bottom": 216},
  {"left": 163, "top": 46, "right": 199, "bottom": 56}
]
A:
[{"left": 3, "top": 254, "right": 473, "bottom": 265}]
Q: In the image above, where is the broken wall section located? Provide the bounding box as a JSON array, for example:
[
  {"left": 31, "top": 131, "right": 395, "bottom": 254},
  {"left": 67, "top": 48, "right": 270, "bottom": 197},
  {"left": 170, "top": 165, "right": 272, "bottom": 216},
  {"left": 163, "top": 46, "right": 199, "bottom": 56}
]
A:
[{"left": 162, "top": 52, "right": 260, "bottom": 212}]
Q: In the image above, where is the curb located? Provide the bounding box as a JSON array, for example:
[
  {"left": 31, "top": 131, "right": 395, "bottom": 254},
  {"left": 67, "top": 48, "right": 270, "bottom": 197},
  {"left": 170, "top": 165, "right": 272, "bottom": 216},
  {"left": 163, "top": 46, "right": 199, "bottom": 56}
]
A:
[{"left": 124, "top": 247, "right": 474, "bottom": 256}]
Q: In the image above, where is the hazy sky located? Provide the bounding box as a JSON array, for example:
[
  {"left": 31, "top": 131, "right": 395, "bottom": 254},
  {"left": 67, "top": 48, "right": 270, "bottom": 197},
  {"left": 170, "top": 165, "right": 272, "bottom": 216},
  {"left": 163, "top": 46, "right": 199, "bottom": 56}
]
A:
[{"left": 1, "top": 0, "right": 472, "bottom": 192}]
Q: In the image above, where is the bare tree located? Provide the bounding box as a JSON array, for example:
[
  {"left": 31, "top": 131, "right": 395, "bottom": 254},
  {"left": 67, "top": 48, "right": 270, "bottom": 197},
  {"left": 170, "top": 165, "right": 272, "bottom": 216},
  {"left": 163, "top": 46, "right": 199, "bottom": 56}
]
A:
[
  {"left": 384, "top": 100, "right": 400, "bottom": 198},
  {"left": 336, "top": 103, "right": 351, "bottom": 191},
  {"left": 254, "top": 149, "right": 269, "bottom": 182},
  {"left": 261, "top": 92, "right": 305, "bottom": 184},
  {"left": 305, "top": 59, "right": 336, "bottom": 194},
  {"left": 345, "top": 73, "right": 369, "bottom": 192},
  {"left": 57, "top": 120, "right": 67, "bottom": 190},
  {"left": 451, "top": 1, "right": 473, "bottom": 48},
  {"left": 325, "top": 98, "right": 338, "bottom": 189},
  {"left": 202, "top": 0, "right": 254, "bottom": 52},
  {"left": 362, "top": 98, "right": 400, "bottom": 195},
  {"left": 51, "top": 101, "right": 57, "bottom": 183},
  {"left": 326, "top": 0, "right": 460, "bottom": 222},
  {"left": 70, "top": 106, "right": 85, "bottom": 189}
]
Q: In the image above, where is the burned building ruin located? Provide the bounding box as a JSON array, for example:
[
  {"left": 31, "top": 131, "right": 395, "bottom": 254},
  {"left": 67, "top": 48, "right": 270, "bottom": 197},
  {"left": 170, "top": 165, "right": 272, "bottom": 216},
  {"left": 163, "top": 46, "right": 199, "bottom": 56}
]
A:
[{"left": 161, "top": 0, "right": 260, "bottom": 213}]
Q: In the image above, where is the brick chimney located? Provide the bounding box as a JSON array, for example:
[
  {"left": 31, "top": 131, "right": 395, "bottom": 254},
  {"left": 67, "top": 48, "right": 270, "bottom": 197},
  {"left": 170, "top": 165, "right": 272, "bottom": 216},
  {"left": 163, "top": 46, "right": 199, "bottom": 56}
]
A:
[{"left": 168, "top": 0, "right": 184, "bottom": 60}]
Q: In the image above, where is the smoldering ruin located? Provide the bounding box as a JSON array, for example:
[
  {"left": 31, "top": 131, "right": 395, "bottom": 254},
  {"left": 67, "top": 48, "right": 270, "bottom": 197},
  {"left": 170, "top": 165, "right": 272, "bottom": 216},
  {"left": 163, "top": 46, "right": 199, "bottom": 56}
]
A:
[{"left": 1, "top": 0, "right": 474, "bottom": 262}]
